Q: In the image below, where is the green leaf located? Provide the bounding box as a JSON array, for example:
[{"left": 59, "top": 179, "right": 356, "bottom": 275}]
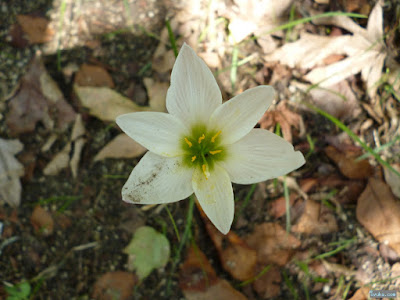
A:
[
  {"left": 123, "top": 226, "right": 170, "bottom": 280},
  {"left": 5, "top": 281, "right": 31, "bottom": 300}
]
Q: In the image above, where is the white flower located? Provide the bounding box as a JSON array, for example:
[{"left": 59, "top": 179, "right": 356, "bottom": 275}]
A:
[{"left": 116, "top": 43, "right": 305, "bottom": 234}]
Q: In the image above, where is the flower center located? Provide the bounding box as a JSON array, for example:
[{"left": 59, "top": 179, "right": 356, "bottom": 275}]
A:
[{"left": 181, "top": 125, "right": 226, "bottom": 179}]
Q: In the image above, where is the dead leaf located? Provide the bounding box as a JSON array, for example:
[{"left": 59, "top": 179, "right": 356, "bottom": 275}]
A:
[
  {"left": 94, "top": 134, "right": 146, "bottom": 161},
  {"left": 74, "top": 64, "right": 114, "bottom": 88},
  {"left": 31, "top": 206, "right": 54, "bottom": 236},
  {"left": 143, "top": 78, "right": 168, "bottom": 112},
  {"left": 179, "top": 246, "right": 247, "bottom": 300},
  {"left": 246, "top": 223, "right": 301, "bottom": 266},
  {"left": 197, "top": 201, "right": 257, "bottom": 281},
  {"left": 252, "top": 265, "right": 281, "bottom": 299},
  {"left": 265, "top": 1, "right": 389, "bottom": 99},
  {"left": 258, "top": 101, "right": 305, "bottom": 143},
  {"left": 6, "top": 56, "right": 76, "bottom": 136},
  {"left": 74, "top": 85, "right": 150, "bottom": 122},
  {"left": 43, "top": 114, "right": 86, "bottom": 178},
  {"left": 384, "top": 164, "right": 400, "bottom": 198},
  {"left": 356, "top": 178, "right": 400, "bottom": 256},
  {"left": 16, "top": 15, "right": 54, "bottom": 44},
  {"left": 92, "top": 271, "right": 136, "bottom": 300},
  {"left": 0, "top": 138, "right": 24, "bottom": 206},
  {"left": 292, "top": 199, "right": 338, "bottom": 234},
  {"left": 348, "top": 287, "right": 369, "bottom": 300},
  {"left": 324, "top": 145, "right": 373, "bottom": 179}
]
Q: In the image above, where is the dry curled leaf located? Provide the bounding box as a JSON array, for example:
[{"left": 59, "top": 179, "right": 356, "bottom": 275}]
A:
[
  {"left": 356, "top": 178, "right": 400, "bottom": 256},
  {"left": 31, "top": 206, "right": 54, "bottom": 236},
  {"left": 74, "top": 64, "right": 114, "bottom": 88},
  {"left": 16, "top": 15, "right": 54, "bottom": 44},
  {"left": 0, "top": 138, "right": 24, "bottom": 206}
]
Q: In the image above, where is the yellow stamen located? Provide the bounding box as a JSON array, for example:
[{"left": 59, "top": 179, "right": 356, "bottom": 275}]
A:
[
  {"left": 209, "top": 150, "right": 222, "bottom": 155},
  {"left": 184, "top": 138, "right": 192, "bottom": 147},
  {"left": 211, "top": 131, "right": 221, "bottom": 143},
  {"left": 198, "top": 134, "right": 205, "bottom": 144},
  {"left": 202, "top": 164, "right": 209, "bottom": 180},
  {"left": 191, "top": 156, "right": 197, "bottom": 162}
]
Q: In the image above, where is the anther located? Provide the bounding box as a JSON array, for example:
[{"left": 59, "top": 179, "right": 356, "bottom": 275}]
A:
[
  {"left": 184, "top": 138, "right": 192, "bottom": 147},
  {"left": 198, "top": 134, "right": 205, "bottom": 144},
  {"left": 209, "top": 150, "right": 222, "bottom": 155},
  {"left": 211, "top": 131, "right": 221, "bottom": 143},
  {"left": 191, "top": 156, "right": 197, "bottom": 162},
  {"left": 202, "top": 164, "right": 210, "bottom": 180}
]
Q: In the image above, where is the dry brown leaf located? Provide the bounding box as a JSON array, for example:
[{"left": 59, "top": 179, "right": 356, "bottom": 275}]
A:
[
  {"left": 356, "top": 178, "right": 400, "bottom": 256},
  {"left": 383, "top": 164, "right": 400, "bottom": 198},
  {"left": 16, "top": 15, "right": 54, "bottom": 44},
  {"left": 43, "top": 114, "right": 86, "bottom": 178},
  {"left": 348, "top": 287, "right": 370, "bottom": 300},
  {"left": 197, "top": 201, "right": 257, "bottom": 281},
  {"left": 259, "top": 101, "right": 304, "bottom": 143},
  {"left": 74, "top": 64, "right": 114, "bottom": 88},
  {"left": 92, "top": 271, "right": 136, "bottom": 300},
  {"left": 252, "top": 265, "right": 281, "bottom": 299},
  {"left": 94, "top": 134, "right": 147, "bottom": 161},
  {"left": 324, "top": 145, "right": 373, "bottom": 179},
  {"left": 143, "top": 78, "right": 168, "bottom": 112},
  {"left": 74, "top": 85, "right": 150, "bottom": 122},
  {"left": 292, "top": 199, "right": 338, "bottom": 234},
  {"left": 0, "top": 138, "right": 24, "bottom": 206},
  {"left": 6, "top": 56, "right": 76, "bottom": 136},
  {"left": 246, "top": 223, "right": 301, "bottom": 266},
  {"left": 179, "top": 246, "right": 247, "bottom": 300},
  {"left": 31, "top": 206, "right": 54, "bottom": 236}
]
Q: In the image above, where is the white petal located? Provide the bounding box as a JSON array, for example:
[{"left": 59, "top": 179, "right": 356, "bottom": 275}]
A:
[
  {"left": 116, "top": 112, "right": 188, "bottom": 157},
  {"left": 209, "top": 86, "right": 274, "bottom": 145},
  {"left": 221, "top": 129, "right": 305, "bottom": 184},
  {"left": 122, "top": 152, "right": 194, "bottom": 204},
  {"left": 192, "top": 165, "right": 234, "bottom": 234},
  {"left": 166, "top": 43, "right": 222, "bottom": 128}
]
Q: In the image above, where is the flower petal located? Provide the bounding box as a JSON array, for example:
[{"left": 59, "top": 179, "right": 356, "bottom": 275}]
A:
[
  {"left": 122, "top": 152, "right": 194, "bottom": 204},
  {"left": 221, "top": 129, "right": 305, "bottom": 184},
  {"left": 209, "top": 86, "right": 275, "bottom": 145},
  {"left": 192, "top": 165, "right": 234, "bottom": 234},
  {"left": 166, "top": 43, "right": 222, "bottom": 128},
  {"left": 116, "top": 112, "right": 188, "bottom": 157}
]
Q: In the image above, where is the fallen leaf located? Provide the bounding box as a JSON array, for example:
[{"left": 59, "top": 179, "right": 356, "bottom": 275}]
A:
[
  {"left": 384, "top": 164, "right": 400, "bottom": 198},
  {"left": 0, "top": 138, "right": 24, "bottom": 206},
  {"left": 92, "top": 271, "right": 136, "bottom": 300},
  {"left": 94, "top": 134, "right": 147, "bottom": 161},
  {"left": 43, "top": 114, "right": 86, "bottom": 178},
  {"left": 6, "top": 56, "right": 76, "bottom": 136},
  {"left": 74, "top": 85, "right": 150, "bottom": 122},
  {"left": 16, "top": 15, "right": 54, "bottom": 44},
  {"left": 258, "top": 101, "right": 305, "bottom": 143},
  {"left": 348, "top": 287, "right": 369, "bottom": 300},
  {"left": 197, "top": 201, "right": 257, "bottom": 281},
  {"left": 356, "top": 178, "right": 400, "bottom": 256},
  {"left": 30, "top": 206, "right": 54, "bottom": 236},
  {"left": 143, "top": 78, "right": 168, "bottom": 112},
  {"left": 179, "top": 246, "right": 247, "bottom": 300},
  {"left": 246, "top": 223, "right": 301, "bottom": 266},
  {"left": 324, "top": 145, "right": 373, "bottom": 179},
  {"left": 265, "top": 1, "right": 390, "bottom": 99},
  {"left": 252, "top": 265, "right": 281, "bottom": 299},
  {"left": 123, "top": 226, "right": 170, "bottom": 280},
  {"left": 74, "top": 64, "right": 114, "bottom": 88},
  {"left": 292, "top": 199, "right": 338, "bottom": 234}
]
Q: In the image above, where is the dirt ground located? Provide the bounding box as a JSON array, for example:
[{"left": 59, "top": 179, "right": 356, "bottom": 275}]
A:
[{"left": 1, "top": 0, "right": 400, "bottom": 299}]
